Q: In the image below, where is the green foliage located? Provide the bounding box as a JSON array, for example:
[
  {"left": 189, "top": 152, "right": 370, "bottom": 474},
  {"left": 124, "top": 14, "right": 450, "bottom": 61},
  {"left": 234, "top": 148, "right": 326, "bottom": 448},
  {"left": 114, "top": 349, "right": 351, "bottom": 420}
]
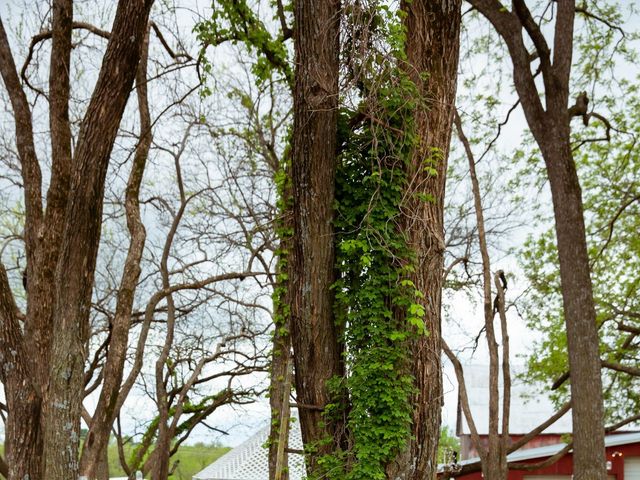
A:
[
  {"left": 519, "top": 64, "right": 640, "bottom": 421},
  {"left": 322, "top": 15, "right": 428, "bottom": 477},
  {"left": 124, "top": 390, "right": 233, "bottom": 472},
  {"left": 194, "top": 0, "right": 292, "bottom": 85},
  {"left": 271, "top": 151, "right": 292, "bottom": 328},
  {"left": 437, "top": 426, "right": 460, "bottom": 464}
]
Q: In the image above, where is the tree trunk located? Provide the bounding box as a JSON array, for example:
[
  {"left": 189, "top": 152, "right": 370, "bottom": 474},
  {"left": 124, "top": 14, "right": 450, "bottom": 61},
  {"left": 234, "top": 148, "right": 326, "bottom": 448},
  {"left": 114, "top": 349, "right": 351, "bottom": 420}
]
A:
[
  {"left": 0, "top": 265, "right": 43, "bottom": 480},
  {"left": 539, "top": 127, "right": 606, "bottom": 479},
  {"left": 269, "top": 236, "right": 293, "bottom": 480},
  {"left": 289, "top": 0, "right": 343, "bottom": 474},
  {"left": 42, "top": 1, "right": 154, "bottom": 478},
  {"left": 455, "top": 113, "right": 510, "bottom": 480},
  {"left": 79, "top": 25, "right": 151, "bottom": 480},
  {"left": 463, "top": 1, "right": 606, "bottom": 476},
  {"left": 387, "top": 2, "right": 461, "bottom": 479},
  {"left": 95, "top": 446, "right": 110, "bottom": 480}
]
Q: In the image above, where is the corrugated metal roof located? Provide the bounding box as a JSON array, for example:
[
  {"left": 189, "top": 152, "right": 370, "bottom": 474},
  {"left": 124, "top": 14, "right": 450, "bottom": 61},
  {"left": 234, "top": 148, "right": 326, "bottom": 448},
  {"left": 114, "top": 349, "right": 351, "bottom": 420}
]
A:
[
  {"left": 457, "top": 365, "right": 573, "bottom": 435},
  {"left": 456, "top": 431, "right": 640, "bottom": 466},
  {"left": 192, "top": 417, "right": 306, "bottom": 480}
]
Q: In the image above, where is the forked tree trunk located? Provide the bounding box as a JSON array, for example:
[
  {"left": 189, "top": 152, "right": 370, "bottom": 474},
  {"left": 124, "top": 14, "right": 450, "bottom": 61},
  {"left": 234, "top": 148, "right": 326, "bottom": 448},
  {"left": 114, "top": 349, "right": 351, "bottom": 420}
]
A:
[
  {"left": 0, "top": 1, "right": 152, "bottom": 478},
  {"left": 455, "top": 113, "right": 510, "bottom": 480},
  {"left": 288, "top": 0, "right": 343, "bottom": 475},
  {"left": 42, "top": 1, "right": 154, "bottom": 478},
  {"left": 388, "top": 1, "right": 461, "bottom": 479},
  {"left": 0, "top": 0, "right": 71, "bottom": 474}
]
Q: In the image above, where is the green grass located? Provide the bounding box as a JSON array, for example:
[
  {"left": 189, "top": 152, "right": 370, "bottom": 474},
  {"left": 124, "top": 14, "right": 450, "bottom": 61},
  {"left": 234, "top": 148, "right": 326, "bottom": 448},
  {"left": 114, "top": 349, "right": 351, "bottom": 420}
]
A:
[
  {"left": 1, "top": 443, "right": 229, "bottom": 480},
  {"left": 108, "top": 443, "right": 230, "bottom": 480}
]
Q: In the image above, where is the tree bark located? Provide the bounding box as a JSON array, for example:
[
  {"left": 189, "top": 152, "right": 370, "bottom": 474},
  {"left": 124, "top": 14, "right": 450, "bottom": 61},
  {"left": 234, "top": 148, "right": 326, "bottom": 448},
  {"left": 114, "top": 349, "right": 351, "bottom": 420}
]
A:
[
  {"left": 0, "top": 265, "right": 43, "bottom": 480},
  {"left": 0, "top": 2, "right": 74, "bottom": 475},
  {"left": 42, "top": 1, "right": 154, "bottom": 478},
  {"left": 0, "top": 17, "right": 45, "bottom": 480},
  {"left": 538, "top": 129, "right": 605, "bottom": 480},
  {"left": 465, "top": 2, "right": 606, "bottom": 477},
  {"left": 389, "top": 1, "right": 461, "bottom": 479},
  {"left": 288, "top": 0, "right": 343, "bottom": 474},
  {"left": 79, "top": 26, "right": 151, "bottom": 479}
]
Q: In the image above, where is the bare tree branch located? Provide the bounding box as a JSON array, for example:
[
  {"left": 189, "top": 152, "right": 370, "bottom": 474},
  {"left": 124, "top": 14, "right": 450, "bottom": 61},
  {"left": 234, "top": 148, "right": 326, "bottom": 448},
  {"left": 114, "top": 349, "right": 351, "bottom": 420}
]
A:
[{"left": 0, "top": 17, "right": 43, "bottom": 252}]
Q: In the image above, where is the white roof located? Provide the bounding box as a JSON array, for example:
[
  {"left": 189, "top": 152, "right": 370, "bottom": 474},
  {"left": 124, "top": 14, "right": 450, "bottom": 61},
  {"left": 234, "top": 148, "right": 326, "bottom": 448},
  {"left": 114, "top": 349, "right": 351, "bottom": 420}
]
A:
[
  {"left": 193, "top": 417, "right": 306, "bottom": 480},
  {"left": 456, "top": 431, "right": 640, "bottom": 466},
  {"left": 457, "top": 364, "right": 573, "bottom": 435}
]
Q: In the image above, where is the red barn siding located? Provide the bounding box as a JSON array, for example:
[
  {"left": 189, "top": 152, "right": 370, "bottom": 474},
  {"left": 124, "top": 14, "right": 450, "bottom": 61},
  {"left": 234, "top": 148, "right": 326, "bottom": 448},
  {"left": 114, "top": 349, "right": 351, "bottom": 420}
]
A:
[
  {"left": 461, "top": 434, "right": 565, "bottom": 460},
  {"left": 456, "top": 440, "right": 640, "bottom": 479}
]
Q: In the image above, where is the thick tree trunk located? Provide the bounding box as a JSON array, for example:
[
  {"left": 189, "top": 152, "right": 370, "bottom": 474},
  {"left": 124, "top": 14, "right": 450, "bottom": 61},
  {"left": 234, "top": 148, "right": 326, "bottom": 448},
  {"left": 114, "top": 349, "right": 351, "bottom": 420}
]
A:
[
  {"left": 0, "top": 1, "right": 70, "bottom": 475},
  {"left": 539, "top": 127, "right": 606, "bottom": 480},
  {"left": 289, "top": 0, "right": 343, "bottom": 474},
  {"left": 0, "top": 265, "right": 43, "bottom": 480},
  {"left": 95, "top": 447, "right": 110, "bottom": 480},
  {"left": 389, "top": 2, "right": 461, "bottom": 479}
]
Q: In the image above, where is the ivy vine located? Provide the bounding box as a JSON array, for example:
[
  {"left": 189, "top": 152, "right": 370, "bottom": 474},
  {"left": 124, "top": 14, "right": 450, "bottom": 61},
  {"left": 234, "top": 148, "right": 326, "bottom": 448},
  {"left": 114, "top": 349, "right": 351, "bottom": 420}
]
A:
[
  {"left": 321, "top": 10, "right": 429, "bottom": 478},
  {"left": 195, "top": 3, "right": 430, "bottom": 478}
]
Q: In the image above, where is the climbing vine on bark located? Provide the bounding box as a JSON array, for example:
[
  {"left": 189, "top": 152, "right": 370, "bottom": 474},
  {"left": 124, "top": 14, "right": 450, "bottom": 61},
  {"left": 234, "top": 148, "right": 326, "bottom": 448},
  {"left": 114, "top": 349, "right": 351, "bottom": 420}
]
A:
[{"left": 319, "top": 9, "right": 431, "bottom": 479}]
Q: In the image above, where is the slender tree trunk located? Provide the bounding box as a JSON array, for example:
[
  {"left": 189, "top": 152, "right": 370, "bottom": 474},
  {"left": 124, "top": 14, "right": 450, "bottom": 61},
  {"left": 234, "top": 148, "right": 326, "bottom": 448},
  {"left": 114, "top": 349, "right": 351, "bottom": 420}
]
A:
[
  {"left": 455, "top": 112, "right": 509, "bottom": 480},
  {"left": 42, "top": 1, "right": 154, "bottom": 478},
  {"left": 389, "top": 1, "right": 461, "bottom": 479},
  {"left": 79, "top": 26, "right": 151, "bottom": 479},
  {"left": 289, "top": 0, "right": 343, "bottom": 474},
  {"left": 269, "top": 323, "right": 293, "bottom": 480},
  {"left": 151, "top": 219, "right": 181, "bottom": 480},
  {"left": 269, "top": 236, "right": 293, "bottom": 480}
]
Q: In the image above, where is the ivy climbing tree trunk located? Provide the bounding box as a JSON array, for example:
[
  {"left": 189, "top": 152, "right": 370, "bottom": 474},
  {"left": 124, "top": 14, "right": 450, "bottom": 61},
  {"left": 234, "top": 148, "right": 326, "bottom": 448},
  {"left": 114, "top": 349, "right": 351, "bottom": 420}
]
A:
[
  {"left": 390, "top": 1, "right": 462, "bottom": 479},
  {"left": 465, "top": 1, "right": 606, "bottom": 477},
  {"left": 289, "top": 0, "right": 343, "bottom": 475},
  {"left": 269, "top": 226, "right": 294, "bottom": 480}
]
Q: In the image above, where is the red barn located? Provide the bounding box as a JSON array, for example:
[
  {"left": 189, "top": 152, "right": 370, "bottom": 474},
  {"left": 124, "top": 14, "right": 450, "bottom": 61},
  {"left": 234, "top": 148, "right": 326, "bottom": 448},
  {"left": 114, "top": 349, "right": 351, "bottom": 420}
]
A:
[
  {"left": 446, "top": 365, "right": 640, "bottom": 479},
  {"left": 451, "top": 432, "right": 640, "bottom": 479},
  {"left": 456, "top": 365, "right": 574, "bottom": 460}
]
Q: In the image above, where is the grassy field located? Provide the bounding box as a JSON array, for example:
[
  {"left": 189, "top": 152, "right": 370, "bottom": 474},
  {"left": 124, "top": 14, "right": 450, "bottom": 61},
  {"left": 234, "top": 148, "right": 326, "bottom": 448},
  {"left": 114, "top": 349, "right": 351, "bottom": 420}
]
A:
[
  {"left": 1, "top": 444, "right": 230, "bottom": 480},
  {"left": 108, "top": 443, "right": 230, "bottom": 479}
]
